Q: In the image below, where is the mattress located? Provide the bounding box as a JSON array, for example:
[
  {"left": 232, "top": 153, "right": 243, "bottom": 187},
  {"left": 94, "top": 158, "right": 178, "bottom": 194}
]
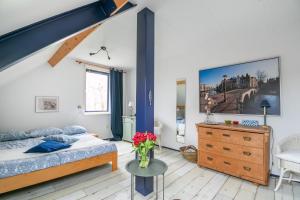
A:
[{"left": 0, "top": 134, "right": 117, "bottom": 178}]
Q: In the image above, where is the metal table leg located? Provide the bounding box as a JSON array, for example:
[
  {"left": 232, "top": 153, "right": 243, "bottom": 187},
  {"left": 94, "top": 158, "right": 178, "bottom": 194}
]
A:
[
  {"left": 163, "top": 173, "right": 165, "bottom": 200},
  {"left": 156, "top": 175, "right": 158, "bottom": 200},
  {"left": 131, "top": 174, "right": 134, "bottom": 200}
]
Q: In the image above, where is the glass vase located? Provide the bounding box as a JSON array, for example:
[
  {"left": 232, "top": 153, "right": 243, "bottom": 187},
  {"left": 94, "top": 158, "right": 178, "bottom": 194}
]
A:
[{"left": 138, "top": 151, "right": 151, "bottom": 168}]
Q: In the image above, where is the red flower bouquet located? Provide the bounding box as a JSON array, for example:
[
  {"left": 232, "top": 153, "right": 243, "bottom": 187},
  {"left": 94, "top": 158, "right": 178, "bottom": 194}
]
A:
[{"left": 132, "top": 132, "right": 157, "bottom": 168}]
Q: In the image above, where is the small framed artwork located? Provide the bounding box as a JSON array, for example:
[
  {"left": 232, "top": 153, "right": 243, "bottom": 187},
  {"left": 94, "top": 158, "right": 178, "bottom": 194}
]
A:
[{"left": 35, "top": 96, "right": 59, "bottom": 113}]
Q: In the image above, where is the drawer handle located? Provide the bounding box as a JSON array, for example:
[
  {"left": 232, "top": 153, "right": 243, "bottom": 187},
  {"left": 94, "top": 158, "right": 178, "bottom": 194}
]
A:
[
  {"left": 206, "top": 131, "right": 213, "bottom": 135},
  {"left": 243, "top": 166, "right": 251, "bottom": 171},
  {"left": 224, "top": 161, "right": 231, "bottom": 165},
  {"left": 207, "top": 157, "right": 213, "bottom": 161},
  {"left": 243, "top": 151, "right": 252, "bottom": 156},
  {"left": 223, "top": 147, "right": 231, "bottom": 151},
  {"left": 206, "top": 144, "right": 213, "bottom": 148},
  {"left": 243, "top": 136, "right": 252, "bottom": 141},
  {"left": 222, "top": 134, "right": 230, "bottom": 137}
]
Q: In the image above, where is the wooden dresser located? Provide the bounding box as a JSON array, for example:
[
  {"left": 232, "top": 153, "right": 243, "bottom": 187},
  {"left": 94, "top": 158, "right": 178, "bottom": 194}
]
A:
[{"left": 196, "top": 123, "right": 270, "bottom": 185}]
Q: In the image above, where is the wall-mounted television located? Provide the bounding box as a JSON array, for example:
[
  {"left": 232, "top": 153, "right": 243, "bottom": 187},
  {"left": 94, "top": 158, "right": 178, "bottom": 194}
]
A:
[{"left": 199, "top": 57, "right": 280, "bottom": 115}]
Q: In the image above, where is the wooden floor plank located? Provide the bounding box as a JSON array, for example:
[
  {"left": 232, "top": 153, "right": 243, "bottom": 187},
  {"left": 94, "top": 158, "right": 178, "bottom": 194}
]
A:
[
  {"left": 234, "top": 181, "right": 258, "bottom": 200},
  {"left": 192, "top": 172, "right": 228, "bottom": 200},
  {"left": 171, "top": 168, "right": 216, "bottom": 200},
  {"left": 275, "top": 179, "right": 293, "bottom": 200},
  {"left": 214, "top": 176, "right": 243, "bottom": 200},
  {"left": 293, "top": 181, "right": 300, "bottom": 200},
  {"left": 255, "top": 177, "right": 276, "bottom": 200}
]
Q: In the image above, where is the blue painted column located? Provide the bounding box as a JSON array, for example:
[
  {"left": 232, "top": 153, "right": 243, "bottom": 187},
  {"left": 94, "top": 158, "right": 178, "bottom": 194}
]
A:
[{"left": 135, "top": 7, "right": 155, "bottom": 196}]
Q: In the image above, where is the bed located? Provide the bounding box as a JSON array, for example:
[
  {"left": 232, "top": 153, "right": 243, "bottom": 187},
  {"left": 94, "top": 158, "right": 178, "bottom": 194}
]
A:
[{"left": 0, "top": 134, "right": 118, "bottom": 194}]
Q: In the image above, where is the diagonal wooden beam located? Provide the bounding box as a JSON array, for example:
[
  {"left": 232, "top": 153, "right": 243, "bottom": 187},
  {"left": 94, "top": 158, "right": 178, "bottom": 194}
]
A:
[
  {"left": 48, "top": 0, "right": 129, "bottom": 67},
  {"left": 48, "top": 25, "right": 100, "bottom": 67},
  {"left": 111, "top": 0, "right": 128, "bottom": 15}
]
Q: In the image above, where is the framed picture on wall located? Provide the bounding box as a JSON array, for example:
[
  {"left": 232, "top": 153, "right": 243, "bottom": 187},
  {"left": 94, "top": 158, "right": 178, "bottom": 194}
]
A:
[
  {"left": 35, "top": 96, "right": 59, "bottom": 113},
  {"left": 199, "top": 57, "right": 281, "bottom": 115}
]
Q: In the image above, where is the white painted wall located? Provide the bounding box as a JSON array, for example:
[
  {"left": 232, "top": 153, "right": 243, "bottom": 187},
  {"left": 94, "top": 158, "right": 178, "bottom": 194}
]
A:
[
  {"left": 0, "top": 0, "right": 98, "bottom": 35},
  {"left": 0, "top": 58, "right": 112, "bottom": 138},
  {"left": 151, "top": 0, "right": 300, "bottom": 174}
]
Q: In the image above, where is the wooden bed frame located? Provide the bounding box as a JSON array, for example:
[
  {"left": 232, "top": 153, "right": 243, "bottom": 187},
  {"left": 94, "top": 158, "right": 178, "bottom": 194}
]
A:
[{"left": 0, "top": 151, "right": 118, "bottom": 194}]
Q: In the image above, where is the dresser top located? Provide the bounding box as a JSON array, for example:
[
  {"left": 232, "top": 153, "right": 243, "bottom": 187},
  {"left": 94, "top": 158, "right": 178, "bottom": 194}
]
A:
[{"left": 196, "top": 123, "right": 270, "bottom": 134}]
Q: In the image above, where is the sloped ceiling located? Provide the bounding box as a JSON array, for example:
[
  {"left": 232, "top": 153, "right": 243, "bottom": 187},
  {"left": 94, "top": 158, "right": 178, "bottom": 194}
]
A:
[
  {"left": 0, "top": 0, "right": 98, "bottom": 36},
  {"left": 0, "top": 42, "right": 63, "bottom": 88},
  {"left": 68, "top": 0, "right": 164, "bottom": 68},
  {"left": 0, "top": 0, "right": 163, "bottom": 87}
]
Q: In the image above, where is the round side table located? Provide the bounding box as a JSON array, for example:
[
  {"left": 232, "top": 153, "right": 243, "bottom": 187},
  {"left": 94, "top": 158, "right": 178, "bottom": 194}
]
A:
[{"left": 125, "top": 159, "right": 168, "bottom": 200}]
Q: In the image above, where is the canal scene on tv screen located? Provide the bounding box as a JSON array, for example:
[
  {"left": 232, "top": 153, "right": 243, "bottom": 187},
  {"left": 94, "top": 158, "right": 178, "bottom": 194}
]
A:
[{"left": 199, "top": 57, "right": 280, "bottom": 115}]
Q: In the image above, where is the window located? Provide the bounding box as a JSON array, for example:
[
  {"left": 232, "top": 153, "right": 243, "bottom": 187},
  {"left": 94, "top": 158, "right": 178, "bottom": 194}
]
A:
[{"left": 85, "top": 69, "right": 109, "bottom": 112}]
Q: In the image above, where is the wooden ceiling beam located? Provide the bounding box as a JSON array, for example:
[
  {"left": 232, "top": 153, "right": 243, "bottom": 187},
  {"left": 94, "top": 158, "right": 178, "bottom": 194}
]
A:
[
  {"left": 111, "top": 0, "right": 129, "bottom": 15},
  {"left": 48, "top": 0, "right": 130, "bottom": 67},
  {"left": 48, "top": 25, "right": 100, "bottom": 67}
]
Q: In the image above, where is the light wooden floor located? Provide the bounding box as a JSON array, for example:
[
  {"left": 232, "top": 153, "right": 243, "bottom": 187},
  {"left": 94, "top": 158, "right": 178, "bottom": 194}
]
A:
[{"left": 1, "top": 141, "right": 299, "bottom": 200}]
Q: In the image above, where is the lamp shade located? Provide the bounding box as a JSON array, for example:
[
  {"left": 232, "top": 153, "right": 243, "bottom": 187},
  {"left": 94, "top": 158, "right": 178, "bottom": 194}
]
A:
[{"left": 260, "top": 99, "right": 271, "bottom": 108}]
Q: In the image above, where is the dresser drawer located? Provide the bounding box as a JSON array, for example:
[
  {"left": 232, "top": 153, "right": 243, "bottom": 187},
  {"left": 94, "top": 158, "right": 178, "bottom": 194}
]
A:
[
  {"left": 199, "top": 151, "right": 218, "bottom": 170},
  {"left": 217, "top": 156, "right": 240, "bottom": 176},
  {"left": 199, "top": 139, "right": 264, "bottom": 164},
  {"left": 218, "top": 130, "right": 264, "bottom": 148},
  {"left": 240, "top": 162, "right": 264, "bottom": 181},
  {"left": 198, "top": 128, "right": 218, "bottom": 140},
  {"left": 218, "top": 142, "right": 263, "bottom": 164},
  {"left": 199, "top": 151, "right": 264, "bottom": 182},
  {"left": 199, "top": 139, "right": 219, "bottom": 152},
  {"left": 237, "top": 145, "right": 263, "bottom": 164}
]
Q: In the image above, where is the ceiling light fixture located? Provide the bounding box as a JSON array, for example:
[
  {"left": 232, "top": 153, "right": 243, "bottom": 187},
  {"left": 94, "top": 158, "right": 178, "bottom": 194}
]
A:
[{"left": 89, "top": 46, "right": 111, "bottom": 60}]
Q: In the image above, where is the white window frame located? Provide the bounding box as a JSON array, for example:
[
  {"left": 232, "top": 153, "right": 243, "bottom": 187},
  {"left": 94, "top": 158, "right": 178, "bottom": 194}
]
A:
[{"left": 84, "top": 67, "right": 110, "bottom": 114}]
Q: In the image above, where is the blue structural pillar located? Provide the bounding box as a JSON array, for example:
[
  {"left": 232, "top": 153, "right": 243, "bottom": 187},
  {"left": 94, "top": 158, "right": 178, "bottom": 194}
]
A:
[{"left": 135, "top": 7, "right": 155, "bottom": 196}]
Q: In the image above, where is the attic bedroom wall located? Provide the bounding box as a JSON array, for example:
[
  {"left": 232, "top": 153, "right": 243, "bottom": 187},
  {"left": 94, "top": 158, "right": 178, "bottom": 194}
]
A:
[
  {"left": 125, "top": 0, "right": 300, "bottom": 175},
  {"left": 0, "top": 58, "right": 113, "bottom": 138}
]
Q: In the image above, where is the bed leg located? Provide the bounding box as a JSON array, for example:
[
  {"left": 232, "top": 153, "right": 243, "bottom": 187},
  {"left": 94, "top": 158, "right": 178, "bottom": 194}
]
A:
[{"left": 112, "top": 152, "right": 118, "bottom": 171}]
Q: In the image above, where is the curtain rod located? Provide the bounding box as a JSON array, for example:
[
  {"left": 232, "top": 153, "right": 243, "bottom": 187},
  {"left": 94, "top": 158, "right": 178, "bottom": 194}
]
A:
[{"left": 75, "top": 59, "right": 126, "bottom": 73}]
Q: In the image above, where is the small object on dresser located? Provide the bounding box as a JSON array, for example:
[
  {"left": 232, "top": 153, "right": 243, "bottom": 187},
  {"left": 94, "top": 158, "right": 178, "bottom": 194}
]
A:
[
  {"left": 179, "top": 145, "right": 198, "bottom": 163},
  {"left": 233, "top": 120, "right": 239, "bottom": 125},
  {"left": 260, "top": 99, "right": 271, "bottom": 128},
  {"left": 224, "top": 120, "right": 232, "bottom": 125},
  {"left": 204, "top": 94, "right": 217, "bottom": 125},
  {"left": 241, "top": 120, "right": 259, "bottom": 127}
]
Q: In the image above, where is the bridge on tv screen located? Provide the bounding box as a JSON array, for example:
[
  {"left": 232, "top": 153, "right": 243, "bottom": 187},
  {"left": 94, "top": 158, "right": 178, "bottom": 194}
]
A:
[{"left": 211, "top": 88, "right": 257, "bottom": 113}]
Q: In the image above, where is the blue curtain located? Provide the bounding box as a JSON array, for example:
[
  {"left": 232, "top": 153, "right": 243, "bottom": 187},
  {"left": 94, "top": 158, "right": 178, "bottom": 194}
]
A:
[{"left": 110, "top": 69, "right": 123, "bottom": 140}]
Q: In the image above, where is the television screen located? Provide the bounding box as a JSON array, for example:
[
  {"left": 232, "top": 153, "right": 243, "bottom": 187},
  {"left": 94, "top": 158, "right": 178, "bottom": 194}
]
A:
[{"left": 199, "top": 57, "right": 280, "bottom": 115}]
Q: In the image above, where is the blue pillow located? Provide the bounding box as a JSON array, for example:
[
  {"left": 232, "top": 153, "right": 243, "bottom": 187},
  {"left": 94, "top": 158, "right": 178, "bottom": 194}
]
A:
[
  {"left": 25, "top": 141, "right": 71, "bottom": 153},
  {"left": 0, "top": 130, "right": 29, "bottom": 142},
  {"left": 43, "top": 134, "right": 79, "bottom": 144},
  {"left": 27, "top": 127, "right": 63, "bottom": 138},
  {"left": 63, "top": 125, "right": 87, "bottom": 135}
]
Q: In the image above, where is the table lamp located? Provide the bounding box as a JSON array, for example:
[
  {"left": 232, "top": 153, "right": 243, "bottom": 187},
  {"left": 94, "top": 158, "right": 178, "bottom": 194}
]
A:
[{"left": 260, "top": 99, "right": 270, "bottom": 128}]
